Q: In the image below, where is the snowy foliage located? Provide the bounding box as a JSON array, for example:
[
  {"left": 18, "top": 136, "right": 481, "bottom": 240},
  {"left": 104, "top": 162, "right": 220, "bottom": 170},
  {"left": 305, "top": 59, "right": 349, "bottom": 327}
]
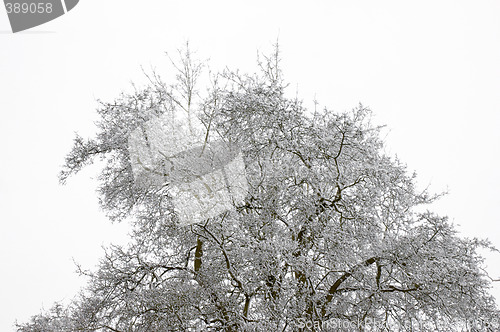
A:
[{"left": 17, "top": 45, "right": 499, "bottom": 332}]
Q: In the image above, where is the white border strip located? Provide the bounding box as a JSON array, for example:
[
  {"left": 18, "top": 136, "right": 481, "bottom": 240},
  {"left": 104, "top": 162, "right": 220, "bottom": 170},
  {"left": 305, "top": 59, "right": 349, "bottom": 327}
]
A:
[{"left": 60, "top": 0, "right": 67, "bottom": 13}]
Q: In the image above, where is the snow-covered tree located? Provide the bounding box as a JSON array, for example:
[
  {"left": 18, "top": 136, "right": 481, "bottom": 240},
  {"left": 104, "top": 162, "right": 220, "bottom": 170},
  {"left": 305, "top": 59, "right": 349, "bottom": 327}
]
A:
[{"left": 17, "top": 45, "right": 499, "bottom": 332}]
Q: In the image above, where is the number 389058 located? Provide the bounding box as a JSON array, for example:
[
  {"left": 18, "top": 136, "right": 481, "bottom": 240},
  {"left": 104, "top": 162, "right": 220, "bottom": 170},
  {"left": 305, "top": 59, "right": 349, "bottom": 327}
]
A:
[{"left": 5, "top": 2, "right": 53, "bottom": 14}]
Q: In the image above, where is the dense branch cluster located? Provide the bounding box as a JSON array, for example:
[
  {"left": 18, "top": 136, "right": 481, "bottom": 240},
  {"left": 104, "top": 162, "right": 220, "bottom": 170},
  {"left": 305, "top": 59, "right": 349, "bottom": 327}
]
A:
[{"left": 17, "top": 46, "right": 499, "bottom": 332}]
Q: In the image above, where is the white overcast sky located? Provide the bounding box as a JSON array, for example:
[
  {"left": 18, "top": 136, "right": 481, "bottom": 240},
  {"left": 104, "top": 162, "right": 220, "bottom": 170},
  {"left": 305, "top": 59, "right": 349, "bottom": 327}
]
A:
[{"left": 1, "top": 1, "right": 499, "bottom": 330}]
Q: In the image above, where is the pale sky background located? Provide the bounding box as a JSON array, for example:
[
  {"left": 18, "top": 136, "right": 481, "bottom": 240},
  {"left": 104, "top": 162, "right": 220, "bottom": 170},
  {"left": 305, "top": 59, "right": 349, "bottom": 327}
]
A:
[{"left": 1, "top": 1, "right": 500, "bottom": 330}]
